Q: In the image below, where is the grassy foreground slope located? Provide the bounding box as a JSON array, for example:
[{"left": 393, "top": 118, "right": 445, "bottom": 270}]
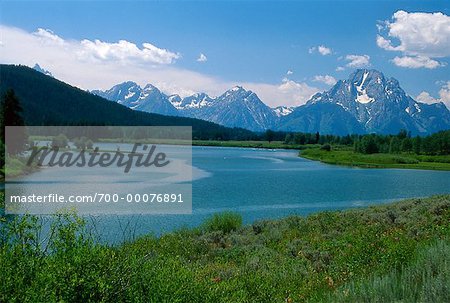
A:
[
  {"left": 1, "top": 194, "right": 449, "bottom": 302},
  {"left": 301, "top": 148, "right": 450, "bottom": 171}
]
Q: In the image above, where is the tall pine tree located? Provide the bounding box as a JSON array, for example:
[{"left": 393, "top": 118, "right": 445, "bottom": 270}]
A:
[{"left": 1, "top": 89, "right": 26, "bottom": 155}]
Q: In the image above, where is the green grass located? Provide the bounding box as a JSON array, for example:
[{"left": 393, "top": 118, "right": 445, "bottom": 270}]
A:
[
  {"left": 192, "top": 140, "right": 314, "bottom": 150},
  {"left": 1, "top": 155, "right": 39, "bottom": 179},
  {"left": 301, "top": 148, "right": 450, "bottom": 171},
  {"left": 321, "top": 240, "right": 450, "bottom": 302},
  {"left": 202, "top": 211, "right": 243, "bottom": 233},
  {"left": 93, "top": 138, "right": 313, "bottom": 150},
  {"left": 1, "top": 194, "right": 449, "bottom": 302}
]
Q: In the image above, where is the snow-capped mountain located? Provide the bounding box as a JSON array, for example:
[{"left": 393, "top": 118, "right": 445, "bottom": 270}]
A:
[
  {"left": 33, "top": 64, "right": 53, "bottom": 77},
  {"left": 176, "top": 93, "right": 214, "bottom": 110},
  {"left": 93, "top": 69, "right": 450, "bottom": 135},
  {"left": 280, "top": 69, "right": 450, "bottom": 135},
  {"left": 94, "top": 84, "right": 277, "bottom": 131},
  {"left": 273, "top": 106, "right": 294, "bottom": 117},
  {"left": 92, "top": 82, "right": 179, "bottom": 116},
  {"left": 185, "top": 86, "right": 277, "bottom": 131}
]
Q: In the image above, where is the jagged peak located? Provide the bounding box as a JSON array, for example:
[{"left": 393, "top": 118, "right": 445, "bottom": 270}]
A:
[
  {"left": 348, "top": 69, "right": 385, "bottom": 85},
  {"left": 114, "top": 81, "right": 139, "bottom": 89},
  {"left": 33, "top": 63, "right": 53, "bottom": 77},
  {"left": 143, "top": 83, "right": 157, "bottom": 90},
  {"left": 230, "top": 85, "right": 245, "bottom": 92}
]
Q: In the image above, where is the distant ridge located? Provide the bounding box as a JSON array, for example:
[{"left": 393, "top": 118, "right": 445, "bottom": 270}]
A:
[
  {"left": 0, "top": 64, "right": 256, "bottom": 140},
  {"left": 280, "top": 69, "right": 450, "bottom": 135},
  {"left": 94, "top": 69, "right": 450, "bottom": 135}
]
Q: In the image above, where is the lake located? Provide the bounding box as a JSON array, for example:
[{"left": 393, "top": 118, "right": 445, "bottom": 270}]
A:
[
  {"left": 5, "top": 146, "right": 450, "bottom": 243},
  {"left": 89, "top": 146, "right": 449, "bottom": 242}
]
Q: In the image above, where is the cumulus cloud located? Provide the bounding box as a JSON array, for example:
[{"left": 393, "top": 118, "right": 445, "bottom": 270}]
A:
[
  {"left": 335, "top": 66, "right": 345, "bottom": 72},
  {"left": 313, "top": 75, "right": 337, "bottom": 86},
  {"left": 309, "top": 45, "right": 332, "bottom": 55},
  {"left": 0, "top": 24, "right": 316, "bottom": 108},
  {"left": 286, "top": 70, "right": 293, "bottom": 75},
  {"left": 345, "top": 54, "right": 370, "bottom": 68},
  {"left": 238, "top": 78, "right": 318, "bottom": 107},
  {"left": 78, "top": 39, "right": 180, "bottom": 65},
  {"left": 377, "top": 11, "right": 450, "bottom": 69},
  {"left": 196, "top": 53, "right": 207, "bottom": 62},
  {"left": 416, "top": 91, "right": 438, "bottom": 104},
  {"left": 416, "top": 81, "right": 450, "bottom": 109},
  {"left": 31, "top": 28, "right": 181, "bottom": 65},
  {"left": 392, "top": 56, "right": 444, "bottom": 69},
  {"left": 33, "top": 28, "right": 65, "bottom": 45}
]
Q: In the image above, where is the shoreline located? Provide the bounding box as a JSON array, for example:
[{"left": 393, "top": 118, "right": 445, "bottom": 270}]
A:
[
  {"left": 300, "top": 148, "right": 450, "bottom": 171},
  {"left": 1, "top": 194, "right": 449, "bottom": 302}
]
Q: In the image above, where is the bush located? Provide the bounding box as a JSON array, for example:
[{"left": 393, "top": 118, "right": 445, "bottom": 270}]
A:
[
  {"left": 320, "top": 144, "right": 331, "bottom": 151},
  {"left": 203, "top": 211, "right": 243, "bottom": 233},
  {"left": 323, "top": 240, "right": 450, "bottom": 302}
]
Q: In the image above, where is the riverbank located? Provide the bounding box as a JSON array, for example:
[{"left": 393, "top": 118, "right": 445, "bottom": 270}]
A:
[
  {"left": 192, "top": 140, "right": 312, "bottom": 149},
  {"left": 0, "top": 156, "right": 39, "bottom": 180},
  {"left": 1, "top": 194, "right": 449, "bottom": 302},
  {"left": 300, "top": 148, "right": 450, "bottom": 171},
  {"left": 98, "top": 138, "right": 313, "bottom": 150}
]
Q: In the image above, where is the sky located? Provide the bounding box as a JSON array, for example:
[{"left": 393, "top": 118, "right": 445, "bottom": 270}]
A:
[{"left": 1, "top": 0, "right": 449, "bottom": 108}]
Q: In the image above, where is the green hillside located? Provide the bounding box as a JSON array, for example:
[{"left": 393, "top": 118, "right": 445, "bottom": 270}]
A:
[{"left": 0, "top": 64, "right": 256, "bottom": 140}]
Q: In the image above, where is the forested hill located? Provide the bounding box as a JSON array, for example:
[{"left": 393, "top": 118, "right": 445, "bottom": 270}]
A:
[{"left": 0, "top": 64, "right": 255, "bottom": 140}]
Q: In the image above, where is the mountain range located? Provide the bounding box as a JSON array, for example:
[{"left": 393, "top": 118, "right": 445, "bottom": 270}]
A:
[
  {"left": 0, "top": 64, "right": 255, "bottom": 140},
  {"left": 92, "top": 69, "right": 450, "bottom": 135},
  {"left": 92, "top": 84, "right": 278, "bottom": 131}
]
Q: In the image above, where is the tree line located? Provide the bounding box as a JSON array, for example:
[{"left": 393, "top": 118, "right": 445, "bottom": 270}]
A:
[{"left": 281, "top": 129, "right": 450, "bottom": 155}]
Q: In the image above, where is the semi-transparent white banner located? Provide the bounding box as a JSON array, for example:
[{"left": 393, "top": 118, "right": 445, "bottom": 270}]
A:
[{"left": 5, "top": 126, "right": 192, "bottom": 214}]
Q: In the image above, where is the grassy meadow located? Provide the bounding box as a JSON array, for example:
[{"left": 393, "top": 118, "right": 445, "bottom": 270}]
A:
[
  {"left": 300, "top": 147, "right": 450, "bottom": 171},
  {"left": 1, "top": 193, "right": 449, "bottom": 302}
]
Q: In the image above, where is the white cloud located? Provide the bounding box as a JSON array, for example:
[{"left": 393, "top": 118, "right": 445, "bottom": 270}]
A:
[
  {"left": 377, "top": 11, "right": 450, "bottom": 69},
  {"left": 0, "top": 24, "right": 316, "bottom": 108},
  {"left": 286, "top": 70, "right": 293, "bottom": 75},
  {"left": 309, "top": 45, "right": 332, "bottom": 55},
  {"left": 336, "top": 66, "right": 345, "bottom": 72},
  {"left": 240, "top": 78, "right": 319, "bottom": 107},
  {"left": 33, "top": 28, "right": 65, "bottom": 45},
  {"left": 439, "top": 82, "right": 450, "bottom": 109},
  {"left": 416, "top": 91, "right": 438, "bottom": 103},
  {"left": 197, "top": 53, "right": 207, "bottom": 62},
  {"left": 313, "top": 75, "right": 337, "bottom": 86},
  {"left": 78, "top": 39, "right": 180, "bottom": 65},
  {"left": 345, "top": 54, "right": 370, "bottom": 68},
  {"left": 318, "top": 45, "right": 332, "bottom": 55},
  {"left": 392, "top": 56, "right": 444, "bottom": 69},
  {"left": 416, "top": 81, "right": 450, "bottom": 109}
]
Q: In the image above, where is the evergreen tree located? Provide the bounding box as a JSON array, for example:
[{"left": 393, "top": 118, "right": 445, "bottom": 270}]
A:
[
  {"left": 1, "top": 89, "right": 26, "bottom": 154},
  {"left": 265, "top": 129, "right": 275, "bottom": 143},
  {"left": 389, "top": 137, "right": 401, "bottom": 154},
  {"left": 413, "top": 136, "right": 422, "bottom": 154},
  {"left": 315, "top": 132, "right": 320, "bottom": 144},
  {"left": 401, "top": 138, "right": 413, "bottom": 152},
  {"left": 284, "top": 133, "right": 292, "bottom": 144}
]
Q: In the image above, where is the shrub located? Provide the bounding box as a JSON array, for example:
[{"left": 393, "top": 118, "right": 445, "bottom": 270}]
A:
[
  {"left": 203, "top": 211, "right": 243, "bottom": 233},
  {"left": 320, "top": 144, "right": 331, "bottom": 151}
]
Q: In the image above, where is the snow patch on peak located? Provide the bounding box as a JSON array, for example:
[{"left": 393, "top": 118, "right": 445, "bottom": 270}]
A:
[
  {"left": 355, "top": 71, "right": 369, "bottom": 91},
  {"left": 414, "top": 103, "right": 422, "bottom": 113},
  {"left": 33, "top": 63, "right": 53, "bottom": 77},
  {"left": 125, "top": 91, "right": 136, "bottom": 100},
  {"left": 273, "top": 106, "right": 294, "bottom": 117},
  {"left": 354, "top": 71, "right": 374, "bottom": 104}
]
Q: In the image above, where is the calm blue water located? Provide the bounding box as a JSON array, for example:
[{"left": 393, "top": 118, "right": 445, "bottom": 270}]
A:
[
  {"left": 4, "top": 146, "right": 450, "bottom": 243},
  {"left": 90, "top": 146, "right": 450, "bottom": 242}
]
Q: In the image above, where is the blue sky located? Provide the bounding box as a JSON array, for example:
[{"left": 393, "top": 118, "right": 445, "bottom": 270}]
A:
[{"left": 1, "top": 1, "right": 449, "bottom": 107}]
